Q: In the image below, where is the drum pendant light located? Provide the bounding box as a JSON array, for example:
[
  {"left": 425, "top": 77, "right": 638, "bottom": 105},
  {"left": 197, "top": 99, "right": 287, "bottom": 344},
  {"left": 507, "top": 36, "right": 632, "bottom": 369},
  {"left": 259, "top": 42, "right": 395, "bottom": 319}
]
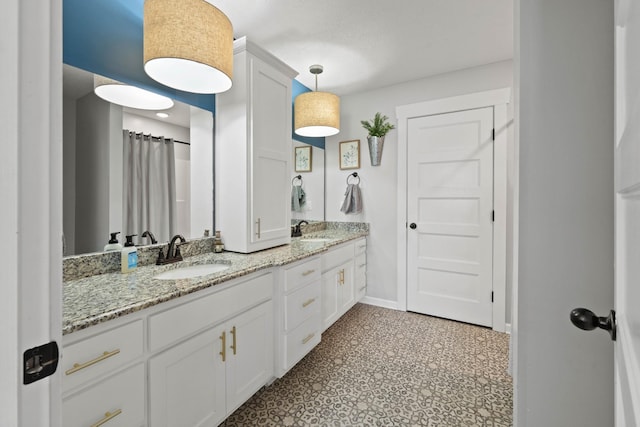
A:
[
  {"left": 94, "top": 75, "right": 174, "bottom": 110},
  {"left": 294, "top": 65, "right": 340, "bottom": 137},
  {"left": 144, "top": 0, "right": 233, "bottom": 94}
]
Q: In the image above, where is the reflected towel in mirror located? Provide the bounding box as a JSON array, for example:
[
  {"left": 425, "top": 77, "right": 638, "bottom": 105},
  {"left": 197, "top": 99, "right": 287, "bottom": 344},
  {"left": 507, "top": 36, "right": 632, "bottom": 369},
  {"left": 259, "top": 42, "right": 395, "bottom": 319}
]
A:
[{"left": 291, "top": 185, "right": 306, "bottom": 212}]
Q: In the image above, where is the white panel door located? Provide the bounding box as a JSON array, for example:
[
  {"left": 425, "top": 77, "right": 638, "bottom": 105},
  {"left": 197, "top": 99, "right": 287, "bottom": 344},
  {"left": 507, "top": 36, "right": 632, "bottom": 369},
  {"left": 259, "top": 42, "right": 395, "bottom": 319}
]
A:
[
  {"left": 614, "top": 1, "right": 640, "bottom": 424},
  {"left": 407, "top": 107, "right": 494, "bottom": 326}
]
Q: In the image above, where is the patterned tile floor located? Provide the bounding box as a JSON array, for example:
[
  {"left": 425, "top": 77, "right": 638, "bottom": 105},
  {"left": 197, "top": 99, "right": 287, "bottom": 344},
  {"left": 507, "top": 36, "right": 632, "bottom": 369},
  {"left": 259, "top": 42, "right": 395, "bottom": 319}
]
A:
[{"left": 223, "top": 303, "right": 512, "bottom": 426}]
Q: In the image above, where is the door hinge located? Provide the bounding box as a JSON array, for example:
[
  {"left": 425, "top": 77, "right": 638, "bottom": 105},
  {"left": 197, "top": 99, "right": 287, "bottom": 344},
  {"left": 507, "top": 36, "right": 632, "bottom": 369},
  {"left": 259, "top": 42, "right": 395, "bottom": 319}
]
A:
[
  {"left": 492, "top": 210, "right": 495, "bottom": 222},
  {"left": 492, "top": 128, "right": 495, "bottom": 140},
  {"left": 24, "top": 341, "right": 59, "bottom": 384},
  {"left": 491, "top": 291, "right": 494, "bottom": 303}
]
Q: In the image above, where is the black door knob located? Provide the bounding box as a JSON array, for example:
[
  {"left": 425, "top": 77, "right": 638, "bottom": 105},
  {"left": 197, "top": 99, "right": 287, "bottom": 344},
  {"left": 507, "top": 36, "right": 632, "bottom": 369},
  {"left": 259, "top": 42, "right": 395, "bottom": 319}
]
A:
[
  {"left": 409, "top": 223, "right": 417, "bottom": 229},
  {"left": 570, "top": 308, "right": 616, "bottom": 341}
]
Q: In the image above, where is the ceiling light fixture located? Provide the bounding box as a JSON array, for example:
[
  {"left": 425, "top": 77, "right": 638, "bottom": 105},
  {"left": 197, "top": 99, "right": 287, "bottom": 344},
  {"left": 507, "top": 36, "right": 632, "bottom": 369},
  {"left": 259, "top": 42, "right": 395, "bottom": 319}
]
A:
[
  {"left": 144, "top": 0, "right": 233, "bottom": 94},
  {"left": 294, "top": 65, "right": 340, "bottom": 137},
  {"left": 93, "top": 75, "right": 174, "bottom": 110}
]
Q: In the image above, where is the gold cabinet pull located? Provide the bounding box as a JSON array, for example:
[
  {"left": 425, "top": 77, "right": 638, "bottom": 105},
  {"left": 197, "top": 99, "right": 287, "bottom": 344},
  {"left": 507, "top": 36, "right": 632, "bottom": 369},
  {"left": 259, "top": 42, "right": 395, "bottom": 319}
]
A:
[
  {"left": 219, "top": 331, "right": 226, "bottom": 362},
  {"left": 230, "top": 326, "right": 237, "bottom": 355},
  {"left": 338, "top": 269, "right": 345, "bottom": 285},
  {"left": 65, "top": 349, "right": 120, "bottom": 375},
  {"left": 302, "top": 333, "right": 315, "bottom": 344},
  {"left": 302, "top": 269, "right": 316, "bottom": 276},
  {"left": 90, "top": 409, "right": 122, "bottom": 427},
  {"left": 359, "top": 285, "right": 366, "bottom": 291},
  {"left": 359, "top": 263, "right": 366, "bottom": 268},
  {"left": 256, "top": 218, "right": 261, "bottom": 238},
  {"left": 302, "top": 298, "right": 316, "bottom": 308}
]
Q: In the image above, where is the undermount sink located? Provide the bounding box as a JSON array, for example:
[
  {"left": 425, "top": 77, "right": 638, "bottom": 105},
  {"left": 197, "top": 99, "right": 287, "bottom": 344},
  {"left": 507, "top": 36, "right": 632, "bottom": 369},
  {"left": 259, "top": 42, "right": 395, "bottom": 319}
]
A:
[
  {"left": 154, "top": 264, "right": 230, "bottom": 280},
  {"left": 300, "top": 238, "right": 335, "bottom": 243}
]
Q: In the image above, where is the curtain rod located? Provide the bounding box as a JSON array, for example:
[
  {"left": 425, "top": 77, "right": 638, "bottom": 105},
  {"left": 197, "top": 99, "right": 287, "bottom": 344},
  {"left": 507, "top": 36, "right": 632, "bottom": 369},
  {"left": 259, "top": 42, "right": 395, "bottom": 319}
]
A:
[{"left": 128, "top": 131, "right": 190, "bottom": 145}]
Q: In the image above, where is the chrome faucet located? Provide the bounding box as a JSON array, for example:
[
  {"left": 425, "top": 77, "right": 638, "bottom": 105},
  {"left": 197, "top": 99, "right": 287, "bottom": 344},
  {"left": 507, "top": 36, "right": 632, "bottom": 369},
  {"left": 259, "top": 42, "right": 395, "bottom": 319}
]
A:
[
  {"left": 291, "top": 220, "right": 309, "bottom": 237},
  {"left": 156, "top": 234, "right": 186, "bottom": 265}
]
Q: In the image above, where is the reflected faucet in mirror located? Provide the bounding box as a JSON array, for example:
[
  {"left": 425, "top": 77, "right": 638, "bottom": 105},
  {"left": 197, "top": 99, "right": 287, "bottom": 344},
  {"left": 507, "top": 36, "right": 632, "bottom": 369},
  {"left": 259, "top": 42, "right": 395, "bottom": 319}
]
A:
[
  {"left": 156, "top": 234, "right": 186, "bottom": 265},
  {"left": 141, "top": 230, "right": 157, "bottom": 244},
  {"left": 291, "top": 220, "right": 309, "bottom": 237}
]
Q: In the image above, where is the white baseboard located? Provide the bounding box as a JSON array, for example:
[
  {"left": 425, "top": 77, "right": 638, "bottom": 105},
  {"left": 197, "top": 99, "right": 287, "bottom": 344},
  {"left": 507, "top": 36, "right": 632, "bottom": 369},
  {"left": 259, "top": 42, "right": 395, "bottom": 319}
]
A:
[
  {"left": 505, "top": 323, "right": 512, "bottom": 334},
  {"left": 360, "top": 296, "right": 400, "bottom": 311}
]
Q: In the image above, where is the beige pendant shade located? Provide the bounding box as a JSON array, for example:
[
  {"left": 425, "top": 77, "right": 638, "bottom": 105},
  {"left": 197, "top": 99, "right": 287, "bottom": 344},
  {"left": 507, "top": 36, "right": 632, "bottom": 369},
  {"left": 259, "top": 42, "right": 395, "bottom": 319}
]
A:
[
  {"left": 294, "top": 91, "right": 340, "bottom": 137},
  {"left": 294, "top": 65, "right": 340, "bottom": 137},
  {"left": 144, "top": 0, "right": 233, "bottom": 94},
  {"left": 94, "top": 75, "right": 174, "bottom": 110}
]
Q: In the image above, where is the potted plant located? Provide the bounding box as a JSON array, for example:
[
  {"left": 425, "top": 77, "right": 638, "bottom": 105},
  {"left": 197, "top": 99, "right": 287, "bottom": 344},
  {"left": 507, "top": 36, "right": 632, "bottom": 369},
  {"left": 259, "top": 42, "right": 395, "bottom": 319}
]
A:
[{"left": 361, "top": 112, "right": 395, "bottom": 166}]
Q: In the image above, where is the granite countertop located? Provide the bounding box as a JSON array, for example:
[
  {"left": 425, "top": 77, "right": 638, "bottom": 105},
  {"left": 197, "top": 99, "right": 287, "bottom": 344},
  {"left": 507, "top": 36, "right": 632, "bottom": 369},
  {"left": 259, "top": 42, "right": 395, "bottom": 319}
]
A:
[{"left": 63, "top": 229, "right": 368, "bottom": 335}]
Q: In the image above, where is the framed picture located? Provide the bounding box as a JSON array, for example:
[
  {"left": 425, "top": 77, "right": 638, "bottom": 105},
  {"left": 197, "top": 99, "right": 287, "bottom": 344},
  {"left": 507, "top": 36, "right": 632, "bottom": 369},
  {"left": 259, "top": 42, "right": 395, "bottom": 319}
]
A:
[
  {"left": 294, "top": 146, "right": 312, "bottom": 172},
  {"left": 339, "top": 139, "right": 360, "bottom": 170}
]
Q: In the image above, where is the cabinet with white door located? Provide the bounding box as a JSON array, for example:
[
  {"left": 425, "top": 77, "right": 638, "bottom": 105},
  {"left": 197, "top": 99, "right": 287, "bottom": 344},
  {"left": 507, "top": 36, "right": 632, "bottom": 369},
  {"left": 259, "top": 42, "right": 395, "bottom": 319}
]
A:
[
  {"left": 321, "top": 242, "right": 357, "bottom": 331},
  {"left": 216, "top": 37, "right": 298, "bottom": 253},
  {"left": 149, "top": 300, "right": 273, "bottom": 427},
  {"left": 148, "top": 272, "right": 274, "bottom": 426}
]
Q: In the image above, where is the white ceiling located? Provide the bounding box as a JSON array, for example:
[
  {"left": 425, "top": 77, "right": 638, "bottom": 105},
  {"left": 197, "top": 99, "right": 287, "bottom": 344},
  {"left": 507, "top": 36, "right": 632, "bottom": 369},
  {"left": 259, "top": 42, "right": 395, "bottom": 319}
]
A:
[
  {"left": 209, "top": 0, "right": 513, "bottom": 95},
  {"left": 64, "top": 0, "right": 513, "bottom": 126}
]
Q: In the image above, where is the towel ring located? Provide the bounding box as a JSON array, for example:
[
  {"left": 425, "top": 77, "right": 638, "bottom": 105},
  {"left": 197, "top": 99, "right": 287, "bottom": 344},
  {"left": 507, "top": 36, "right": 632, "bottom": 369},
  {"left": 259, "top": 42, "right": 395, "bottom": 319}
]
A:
[
  {"left": 292, "top": 175, "right": 303, "bottom": 185},
  {"left": 347, "top": 172, "right": 360, "bottom": 185}
]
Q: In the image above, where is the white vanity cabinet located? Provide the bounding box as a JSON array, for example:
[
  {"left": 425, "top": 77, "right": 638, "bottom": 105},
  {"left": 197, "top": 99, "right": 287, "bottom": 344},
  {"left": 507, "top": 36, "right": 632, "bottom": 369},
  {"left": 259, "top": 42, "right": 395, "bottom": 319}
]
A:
[
  {"left": 148, "top": 272, "right": 274, "bottom": 426},
  {"left": 321, "top": 242, "right": 356, "bottom": 331},
  {"left": 61, "top": 320, "right": 145, "bottom": 427},
  {"left": 216, "top": 37, "right": 298, "bottom": 253},
  {"left": 276, "top": 256, "right": 322, "bottom": 377},
  {"left": 354, "top": 238, "right": 367, "bottom": 301}
]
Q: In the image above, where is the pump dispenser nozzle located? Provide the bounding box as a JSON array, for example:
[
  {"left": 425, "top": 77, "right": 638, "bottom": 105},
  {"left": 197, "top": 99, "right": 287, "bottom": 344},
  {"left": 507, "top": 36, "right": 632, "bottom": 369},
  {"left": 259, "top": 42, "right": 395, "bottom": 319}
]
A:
[{"left": 124, "top": 234, "right": 137, "bottom": 247}]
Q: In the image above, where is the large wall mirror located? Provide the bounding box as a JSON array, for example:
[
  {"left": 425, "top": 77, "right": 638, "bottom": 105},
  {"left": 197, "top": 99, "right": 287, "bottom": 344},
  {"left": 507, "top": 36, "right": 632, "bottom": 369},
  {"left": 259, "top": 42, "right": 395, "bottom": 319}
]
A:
[
  {"left": 62, "top": 0, "right": 325, "bottom": 257},
  {"left": 63, "top": 64, "right": 214, "bottom": 255}
]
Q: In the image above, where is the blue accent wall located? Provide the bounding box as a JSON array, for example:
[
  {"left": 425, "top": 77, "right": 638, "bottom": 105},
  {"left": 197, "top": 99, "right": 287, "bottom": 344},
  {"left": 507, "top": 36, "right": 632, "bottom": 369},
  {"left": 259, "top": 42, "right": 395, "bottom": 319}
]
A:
[{"left": 64, "top": 0, "right": 325, "bottom": 149}]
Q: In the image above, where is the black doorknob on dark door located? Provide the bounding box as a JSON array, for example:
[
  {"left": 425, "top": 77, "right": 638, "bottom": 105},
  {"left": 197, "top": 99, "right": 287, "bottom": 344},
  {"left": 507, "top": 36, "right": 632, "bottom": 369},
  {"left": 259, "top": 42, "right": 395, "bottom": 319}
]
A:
[
  {"left": 409, "top": 223, "right": 417, "bottom": 229},
  {"left": 570, "top": 308, "right": 616, "bottom": 341}
]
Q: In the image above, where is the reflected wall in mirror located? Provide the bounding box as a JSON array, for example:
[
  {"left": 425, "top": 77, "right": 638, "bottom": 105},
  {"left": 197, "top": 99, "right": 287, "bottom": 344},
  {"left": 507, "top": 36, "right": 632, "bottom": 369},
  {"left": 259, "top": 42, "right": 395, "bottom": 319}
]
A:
[
  {"left": 291, "top": 141, "right": 325, "bottom": 222},
  {"left": 63, "top": 64, "right": 214, "bottom": 256}
]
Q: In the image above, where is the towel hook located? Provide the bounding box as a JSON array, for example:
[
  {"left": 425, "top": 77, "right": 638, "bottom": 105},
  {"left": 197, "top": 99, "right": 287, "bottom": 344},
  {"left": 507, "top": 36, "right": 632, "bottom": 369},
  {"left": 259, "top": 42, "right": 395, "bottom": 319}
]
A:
[
  {"left": 347, "top": 172, "right": 360, "bottom": 185},
  {"left": 292, "top": 175, "right": 303, "bottom": 185}
]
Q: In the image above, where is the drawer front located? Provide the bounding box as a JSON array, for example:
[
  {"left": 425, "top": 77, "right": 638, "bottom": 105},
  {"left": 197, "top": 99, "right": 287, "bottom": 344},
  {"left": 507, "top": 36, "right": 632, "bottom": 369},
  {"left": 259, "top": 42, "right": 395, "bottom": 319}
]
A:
[
  {"left": 63, "top": 363, "right": 145, "bottom": 427},
  {"left": 321, "top": 242, "right": 354, "bottom": 272},
  {"left": 62, "top": 320, "right": 143, "bottom": 393},
  {"left": 284, "top": 315, "right": 321, "bottom": 370},
  {"left": 149, "top": 272, "right": 273, "bottom": 351},
  {"left": 354, "top": 238, "right": 367, "bottom": 255},
  {"left": 284, "top": 280, "right": 321, "bottom": 331},
  {"left": 283, "top": 257, "right": 321, "bottom": 292}
]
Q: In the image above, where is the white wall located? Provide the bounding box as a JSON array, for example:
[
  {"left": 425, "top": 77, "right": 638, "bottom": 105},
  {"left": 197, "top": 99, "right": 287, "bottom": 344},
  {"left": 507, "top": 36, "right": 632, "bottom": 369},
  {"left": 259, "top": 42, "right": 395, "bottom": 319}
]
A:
[
  {"left": 326, "top": 60, "right": 514, "bottom": 316},
  {"left": 292, "top": 142, "right": 325, "bottom": 222},
  {"left": 190, "top": 106, "right": 214, "bottom": 238},
  {"left": 74, "top": 92, "right": 122, "bottom": 253},
  {"left": 515, "top": 1, "right": 614, "bottom": 425}
]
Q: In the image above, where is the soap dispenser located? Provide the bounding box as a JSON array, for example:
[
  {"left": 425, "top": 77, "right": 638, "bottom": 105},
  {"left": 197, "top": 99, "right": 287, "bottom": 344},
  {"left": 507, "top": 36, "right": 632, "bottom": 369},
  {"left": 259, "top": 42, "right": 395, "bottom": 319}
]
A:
[
  {"left": 121, "top": 234, "right": 138, "bottom": 273},
  {"left": 104, "top": 232, "right": 123, "bottom": 252}
]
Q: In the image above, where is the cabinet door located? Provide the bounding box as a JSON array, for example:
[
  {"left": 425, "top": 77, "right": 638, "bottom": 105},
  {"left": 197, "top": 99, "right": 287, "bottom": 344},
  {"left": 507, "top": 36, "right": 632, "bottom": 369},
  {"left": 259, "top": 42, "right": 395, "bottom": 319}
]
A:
[
  {"left": 149, "top": 325, "right": 226, "bottom": 427},
  {"left": 339, "top": 260, "right": 355, "bottom": 314},
  {"left": 250, "top": 59, "right": 291, "bottom": 245},
  {"left": 322, "top": 267, "right": 340, "bottom": 331},
  {"left": 225, "top": 300, "right": 274, "bottom": 414}
]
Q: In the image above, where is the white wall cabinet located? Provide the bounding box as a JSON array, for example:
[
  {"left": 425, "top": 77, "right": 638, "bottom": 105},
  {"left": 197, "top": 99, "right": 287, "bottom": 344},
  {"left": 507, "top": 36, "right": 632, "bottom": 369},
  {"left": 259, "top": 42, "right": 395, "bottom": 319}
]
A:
[{"left": 216, "top": 37, "right": 298, "bottom": 253}]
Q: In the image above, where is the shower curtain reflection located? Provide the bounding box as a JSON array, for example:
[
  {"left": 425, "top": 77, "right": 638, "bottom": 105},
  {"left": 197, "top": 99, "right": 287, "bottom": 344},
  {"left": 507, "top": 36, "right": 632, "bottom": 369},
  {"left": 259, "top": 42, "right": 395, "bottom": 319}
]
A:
[{"left": 123, "top": 131, "right": 177, "bottom": 246}]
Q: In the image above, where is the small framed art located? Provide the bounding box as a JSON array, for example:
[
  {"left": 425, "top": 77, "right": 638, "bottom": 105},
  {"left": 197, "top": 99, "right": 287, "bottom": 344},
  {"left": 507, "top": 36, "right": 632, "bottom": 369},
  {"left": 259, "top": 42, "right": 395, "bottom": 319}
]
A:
[
  {"left": 294, "top": 146, "right": 312, "bottom": 172},
  {"left": 339, "top": 139, "right": 360, "bottom": 170}
]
